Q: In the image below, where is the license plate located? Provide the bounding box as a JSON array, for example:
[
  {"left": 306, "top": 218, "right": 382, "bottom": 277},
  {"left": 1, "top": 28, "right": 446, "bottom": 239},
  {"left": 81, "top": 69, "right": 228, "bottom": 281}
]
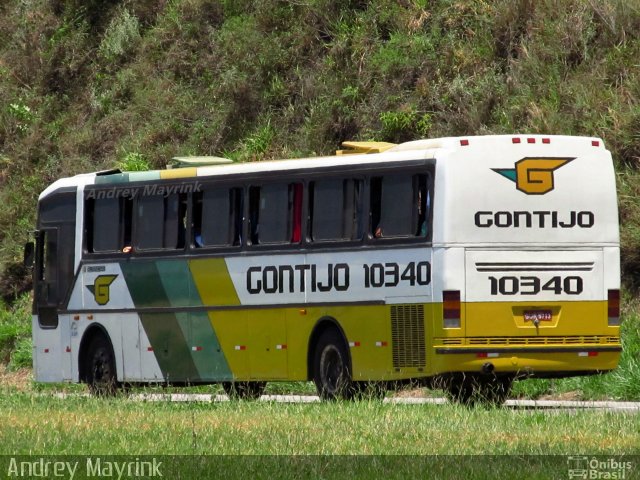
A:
[{"left": 524, "top": 310, "right": 552, "bottom": 322}]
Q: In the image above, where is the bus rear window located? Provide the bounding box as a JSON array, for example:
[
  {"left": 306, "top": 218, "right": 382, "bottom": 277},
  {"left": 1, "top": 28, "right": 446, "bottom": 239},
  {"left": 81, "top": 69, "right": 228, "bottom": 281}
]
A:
[{"left": 370, "top": 173, "right": 430, "bottom": 239}]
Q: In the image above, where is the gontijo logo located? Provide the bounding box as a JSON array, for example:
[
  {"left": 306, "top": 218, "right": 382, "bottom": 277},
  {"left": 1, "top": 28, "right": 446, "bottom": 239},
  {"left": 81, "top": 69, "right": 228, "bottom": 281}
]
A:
[
  {"left": 86, "top": 275, "right": 118, "bottom": 305},
  {"left": 493, "top": 157, "right": 574, "bottom": 195}
]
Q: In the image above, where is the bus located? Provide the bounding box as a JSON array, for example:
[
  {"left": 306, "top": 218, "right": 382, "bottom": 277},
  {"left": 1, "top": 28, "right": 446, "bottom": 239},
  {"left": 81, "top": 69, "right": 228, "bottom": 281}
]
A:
[{"left": 26, "top": 135, "right": 621, "bottom": 404}]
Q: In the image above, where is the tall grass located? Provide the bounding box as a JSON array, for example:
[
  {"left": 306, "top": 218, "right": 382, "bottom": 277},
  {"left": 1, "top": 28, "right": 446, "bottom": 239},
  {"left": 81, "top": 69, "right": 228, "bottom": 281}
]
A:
[
  {"left": 0, "top": 393, "right": 638, "bottom": 456},
  {"left": 0, "top": 294, "right": 31, "bottom": 370}
]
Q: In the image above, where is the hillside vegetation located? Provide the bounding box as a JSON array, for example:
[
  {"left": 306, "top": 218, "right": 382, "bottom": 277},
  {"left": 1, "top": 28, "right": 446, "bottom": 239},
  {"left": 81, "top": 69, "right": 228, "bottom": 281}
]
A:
[
  {"left": 1, "top": 1, "right": 640, "bottom": 289},
  {"left": 1, "top": 0, "right": 640, "bottom": 400}
]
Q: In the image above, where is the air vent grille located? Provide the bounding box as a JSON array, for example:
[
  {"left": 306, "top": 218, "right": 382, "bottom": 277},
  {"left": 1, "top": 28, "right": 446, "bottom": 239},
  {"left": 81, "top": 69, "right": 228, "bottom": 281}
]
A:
[{"left": 391, "top": 305, "right": 426, "bottom": 368}]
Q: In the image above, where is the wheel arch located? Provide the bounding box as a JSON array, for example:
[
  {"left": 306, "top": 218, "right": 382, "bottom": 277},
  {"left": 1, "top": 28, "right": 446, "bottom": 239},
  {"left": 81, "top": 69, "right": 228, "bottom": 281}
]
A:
[
  {"left": 306, "top": 316, "right": 352, "bottom": 381},
  {"left": 78, "top": 323, "right": 116, "bottom": 383}
]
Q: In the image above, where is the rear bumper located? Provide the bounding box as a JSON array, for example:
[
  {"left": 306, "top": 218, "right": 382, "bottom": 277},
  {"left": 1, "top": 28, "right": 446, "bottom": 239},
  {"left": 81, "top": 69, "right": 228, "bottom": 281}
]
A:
[
  {"left": 430, "top": 348, "right": 621, "bottom": 376},
  {"left": 435, "top": 345, "right": 621, "bottom": 354}
]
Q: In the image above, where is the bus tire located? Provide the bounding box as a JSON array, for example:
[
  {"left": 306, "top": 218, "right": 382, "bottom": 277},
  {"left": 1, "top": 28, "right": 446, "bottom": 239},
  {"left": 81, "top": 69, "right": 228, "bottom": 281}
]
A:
[
  {"left": 222, "top": 381, "right": 266, "bottom": 400},
  {"left": 86, "top": 334, "right": 119, "bottom": 397},
  {"left": 313, "top": 329, "right": 354, "bottom": 401}
]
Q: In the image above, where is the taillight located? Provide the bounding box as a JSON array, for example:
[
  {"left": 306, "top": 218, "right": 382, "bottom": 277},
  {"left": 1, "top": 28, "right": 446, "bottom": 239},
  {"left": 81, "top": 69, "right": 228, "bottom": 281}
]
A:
[
  {"left": 608, "top": 289, "right": 620, "bottom": 326},
  {"left": 443, "top": 290, "right": 461, "bottom": 328}
]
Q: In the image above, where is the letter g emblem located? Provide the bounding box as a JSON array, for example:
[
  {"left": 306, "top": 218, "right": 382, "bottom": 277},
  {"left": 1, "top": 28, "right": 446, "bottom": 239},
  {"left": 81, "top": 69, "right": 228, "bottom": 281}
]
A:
[
  {"left": 493, "top": 157, "right": 574, "bottom": 195},
  {"left": 86, "top": 275, "right": 118, "bottom": 305}
]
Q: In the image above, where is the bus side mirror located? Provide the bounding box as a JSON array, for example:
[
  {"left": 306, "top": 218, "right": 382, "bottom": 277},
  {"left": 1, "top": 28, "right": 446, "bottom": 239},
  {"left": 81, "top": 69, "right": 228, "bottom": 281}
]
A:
[{"left": 23, "top": 241, "right": 35, "bottom": 267}]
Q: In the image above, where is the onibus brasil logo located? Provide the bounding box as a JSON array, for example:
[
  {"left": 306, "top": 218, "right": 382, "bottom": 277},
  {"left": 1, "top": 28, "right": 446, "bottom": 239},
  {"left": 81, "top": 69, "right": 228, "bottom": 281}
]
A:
[
  {"left": 493, "top": 157, "right": 574, "bottom": 195},
  {"left": 86, "top": 275, "right": 118, "bottom": 305}
]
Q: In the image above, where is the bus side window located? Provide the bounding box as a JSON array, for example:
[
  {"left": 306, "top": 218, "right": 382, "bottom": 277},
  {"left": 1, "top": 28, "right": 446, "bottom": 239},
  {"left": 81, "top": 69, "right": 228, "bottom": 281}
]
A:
[
  {"left": 347, "top": 179, "right": 364, "bottom": 240},
  {"left": 122, "top": 196, "right": 133, "bottom": 250},
  {"left": 136, "top": 194, "right": 187, "bottom": 250},
  {"left": 291, "top": 183, "right": 303, "bottom": 243},
  {"left": 369, "top": 177, "right": 383, "bottom": 238},
  {"left": 249, "top": 186, "right": 260, "bottom": 244},
  {"left": 90, "top": 197, "right": 122, "bottom": 252},
  {"left": 195, "top": 187, "right": 243, "bottom": 247},
  {"left": 163, "top": 194, "right": 187, "bottom": 249},
  {"left": 249, "top": 183, "right": 302, "bottom": 245},
  {"left": 136, "top": 195, "right": 164, "bottom": 250},
  {"left": 370, "top": 173, "right": 430, "bottom": 239},
  {"left": 311, "top": 178, "right": 363, "bottom": 242},
  {"left": 415, "top": 174, "right": 430, "bottom": 237},
  {"left": 311, "top": 179, "right": 342, "bottom": 241},
  {"left": 231, "top": 188, "right": 243, "bottom": 246}
]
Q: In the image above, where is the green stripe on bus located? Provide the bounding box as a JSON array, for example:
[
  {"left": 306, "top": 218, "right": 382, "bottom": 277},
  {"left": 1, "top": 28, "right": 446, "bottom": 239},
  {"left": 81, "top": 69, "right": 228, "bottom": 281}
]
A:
[
  {"left": 156, "top": 260, "right": 192, "bottom": 307},
  {"left": 191, "top": 311, "right": 233, "bottom": 380},
  {"left": 127, "top": 171, "right": 161, "bottom": 182},
  {"left": 95, "top": 173, "right": 131, "bottom": 184},
  {"left": 122, "top": 260, "right": 201, "bottom": 381},
  {"left": 121, "top": 261, "right": 171, "bottom": 308},
  {"left": 156, "top": 260, "right": 233, "bottom": 380},
  {"left": 140, "top": 312, "right": 200, "bottom": 381}
]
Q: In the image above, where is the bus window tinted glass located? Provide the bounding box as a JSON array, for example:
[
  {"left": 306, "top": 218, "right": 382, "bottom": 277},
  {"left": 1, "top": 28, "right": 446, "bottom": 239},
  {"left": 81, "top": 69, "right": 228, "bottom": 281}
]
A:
[
  {"left": 249, "top": 183, "right": 302, "bottom": 245},
  {"left": 136, "top": 196, "right": 164, "bottom": 249},
  {"left": 371, "top": 174, "right": 430, "bottom": 239},
  {"left": 92, "top": 198, "right": 121, "bottom": 252},
  {"left": 195, "top": 187, "right": 243, "bottom": 247},
  {"left": 311, "top": 179, "right": 363, "bottom": 241},
  {"left": 136, "top": 194, "right": 187, "bottom": 250}
]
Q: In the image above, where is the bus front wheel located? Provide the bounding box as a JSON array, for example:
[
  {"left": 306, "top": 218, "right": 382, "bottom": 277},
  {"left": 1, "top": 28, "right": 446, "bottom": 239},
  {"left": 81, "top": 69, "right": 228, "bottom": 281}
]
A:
[
  {"left": 86, "top": 335, "right": 119, "bottom": 397},
  {"left": 313, "top": 329, "right": 354, "bottom": 400},
  {"left": 222, "top": 381, "right": 266, "bottom": 400}
]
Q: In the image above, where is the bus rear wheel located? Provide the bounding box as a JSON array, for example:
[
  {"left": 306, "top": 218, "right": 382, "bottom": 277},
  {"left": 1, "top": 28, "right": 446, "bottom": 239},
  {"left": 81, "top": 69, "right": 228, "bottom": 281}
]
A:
[
  {"left": 222, "top": 381, "right": 266, "bottom": 400},
  {"left": 86, "top": 335, "right": 119, "bottom": 397},
  {"left": 313, "top": 329, "right": 354, "bottom": 400}
]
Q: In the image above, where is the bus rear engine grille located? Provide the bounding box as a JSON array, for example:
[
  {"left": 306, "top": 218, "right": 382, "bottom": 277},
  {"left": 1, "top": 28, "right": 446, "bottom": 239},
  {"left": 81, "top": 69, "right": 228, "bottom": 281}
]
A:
[{"left": 391, "top": 305, "right": 426, "bottom": 368}]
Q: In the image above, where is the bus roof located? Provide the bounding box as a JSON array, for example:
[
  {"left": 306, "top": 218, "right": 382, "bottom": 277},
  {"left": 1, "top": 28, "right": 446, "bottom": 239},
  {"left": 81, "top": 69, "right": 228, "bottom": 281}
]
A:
[{"left": 39, "top": 135, "right": 606, "bottom": 198}]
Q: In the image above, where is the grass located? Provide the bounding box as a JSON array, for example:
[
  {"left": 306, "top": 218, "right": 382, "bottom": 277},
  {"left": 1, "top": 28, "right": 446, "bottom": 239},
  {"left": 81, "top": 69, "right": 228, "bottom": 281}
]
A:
[
  {"left": 0, "top": 295, "right": 31, "bottom": 369},
  {"left": 0, "top": 392, "right": 638, "bottom": 456},
  {"left": 0, "top": 389, "right": 636, "bottom": 478}
]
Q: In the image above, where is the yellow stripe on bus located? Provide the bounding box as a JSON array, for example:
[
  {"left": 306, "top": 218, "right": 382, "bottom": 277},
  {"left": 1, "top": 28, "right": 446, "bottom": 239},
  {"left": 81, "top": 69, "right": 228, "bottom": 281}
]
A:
[
  {"left": 159, "top": 167, "right": 198, "bottom": 179},
  {"left": 189, "top": 259, "right": 241, "bottom": 306}
]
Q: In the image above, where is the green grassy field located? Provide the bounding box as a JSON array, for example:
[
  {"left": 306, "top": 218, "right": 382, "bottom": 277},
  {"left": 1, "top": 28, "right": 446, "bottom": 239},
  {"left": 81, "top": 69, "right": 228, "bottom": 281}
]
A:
[
  {"left": 0, "top": 390, "right": 637, "bottom": 478},
  {"left": 1, "top": 391, "right": 638, "bottom": 455}
]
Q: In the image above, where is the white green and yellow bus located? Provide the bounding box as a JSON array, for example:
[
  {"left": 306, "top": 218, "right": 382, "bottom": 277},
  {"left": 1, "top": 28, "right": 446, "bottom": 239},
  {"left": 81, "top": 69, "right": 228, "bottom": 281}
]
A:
[{"left": 27, "top": 135, "right": 621, "bottom": 403}]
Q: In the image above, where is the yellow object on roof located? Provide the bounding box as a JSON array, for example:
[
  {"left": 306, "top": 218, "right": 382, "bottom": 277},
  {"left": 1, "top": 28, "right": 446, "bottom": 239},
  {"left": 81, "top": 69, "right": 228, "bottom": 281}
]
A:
[{"left": 336, "top": 141, "right": 397, "bottom": 155}]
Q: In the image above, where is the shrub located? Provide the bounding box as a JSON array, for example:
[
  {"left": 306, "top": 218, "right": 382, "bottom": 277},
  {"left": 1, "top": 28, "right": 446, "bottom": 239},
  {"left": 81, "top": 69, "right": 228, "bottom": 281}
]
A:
[
  {"left": 0, "top": 294, "right": 31, "bottom": 369},
  {"left": 117, "top": 152, "right": 150, "bottom": 171},
  {"left": 99, "top": 8, "right": 141, "bottom": 63}
]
